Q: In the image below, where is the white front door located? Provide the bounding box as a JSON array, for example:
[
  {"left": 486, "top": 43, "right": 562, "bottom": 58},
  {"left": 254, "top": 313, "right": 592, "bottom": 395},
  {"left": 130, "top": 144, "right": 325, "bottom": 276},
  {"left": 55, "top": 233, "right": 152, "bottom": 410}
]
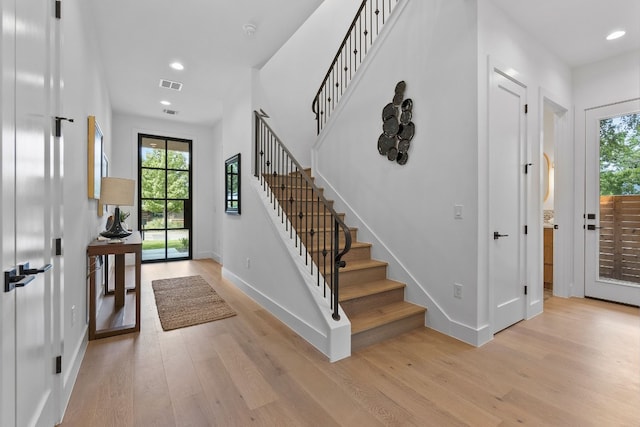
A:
[
  {"left": 490, "top": 68, "right": 528, "bottom": 333},
  {"left": 585, "top": 99, "right": 640, "bottom": 306}
]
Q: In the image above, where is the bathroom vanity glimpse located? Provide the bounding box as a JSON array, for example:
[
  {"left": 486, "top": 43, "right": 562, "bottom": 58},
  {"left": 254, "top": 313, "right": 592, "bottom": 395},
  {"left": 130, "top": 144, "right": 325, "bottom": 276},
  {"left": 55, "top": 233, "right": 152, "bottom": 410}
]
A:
[{"left": 544, "top": 226, "right": 553, "bottom": 288}]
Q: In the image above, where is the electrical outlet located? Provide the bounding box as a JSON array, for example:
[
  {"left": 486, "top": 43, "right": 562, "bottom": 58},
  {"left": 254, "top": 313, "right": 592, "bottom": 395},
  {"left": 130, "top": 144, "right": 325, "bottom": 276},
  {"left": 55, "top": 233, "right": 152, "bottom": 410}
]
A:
[
  {"left": 453, "top": 283, "right": 463, "bottom": 299},
  {"left": 246, "top": 258, "right": 250, "bottom": 269}
]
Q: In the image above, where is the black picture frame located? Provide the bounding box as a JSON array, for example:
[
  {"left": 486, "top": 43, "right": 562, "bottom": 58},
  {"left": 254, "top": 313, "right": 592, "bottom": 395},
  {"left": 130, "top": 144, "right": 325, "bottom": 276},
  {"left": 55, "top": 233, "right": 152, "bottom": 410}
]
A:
[{"left": 225, "top": 153, "right": 241, "bottom": 215}]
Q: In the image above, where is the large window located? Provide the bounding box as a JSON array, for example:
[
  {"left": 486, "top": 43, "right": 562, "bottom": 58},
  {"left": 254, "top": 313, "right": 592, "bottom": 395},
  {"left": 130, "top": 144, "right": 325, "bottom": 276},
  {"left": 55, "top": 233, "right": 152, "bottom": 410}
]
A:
[{"left": 138, "top": 134, "right": 192, "bottom": 262}]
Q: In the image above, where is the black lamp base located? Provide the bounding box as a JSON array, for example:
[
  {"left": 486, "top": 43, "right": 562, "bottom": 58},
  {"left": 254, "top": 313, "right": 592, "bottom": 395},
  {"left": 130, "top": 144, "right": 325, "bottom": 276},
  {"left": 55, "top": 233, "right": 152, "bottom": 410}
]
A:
[{"left": 100, "top": 207, "right": 132, "bottom": 239}]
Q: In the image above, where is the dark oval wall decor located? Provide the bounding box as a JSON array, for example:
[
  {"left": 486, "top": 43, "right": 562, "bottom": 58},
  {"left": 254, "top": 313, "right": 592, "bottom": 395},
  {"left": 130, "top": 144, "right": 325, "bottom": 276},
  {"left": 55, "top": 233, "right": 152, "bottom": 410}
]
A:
[{"left": 377, "top": 81, "right": 414, "bottom": 165}]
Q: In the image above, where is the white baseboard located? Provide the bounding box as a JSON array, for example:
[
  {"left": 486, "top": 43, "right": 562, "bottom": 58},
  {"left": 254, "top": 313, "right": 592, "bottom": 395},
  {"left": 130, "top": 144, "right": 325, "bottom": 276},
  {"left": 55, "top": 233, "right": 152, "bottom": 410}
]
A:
[
  {"left": 222, "top": 267, "right": 345, "bottom": 359},
  {"left": 59, "top": 325, "right": 88, "bottom": 423}
]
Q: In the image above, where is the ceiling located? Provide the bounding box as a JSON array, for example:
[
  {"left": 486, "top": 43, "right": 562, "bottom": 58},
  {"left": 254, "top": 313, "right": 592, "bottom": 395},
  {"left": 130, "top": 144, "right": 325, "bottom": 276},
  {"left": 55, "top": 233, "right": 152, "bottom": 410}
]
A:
[
  {"left": 88, "top": 0, "right": 640, "bottom": 127},
  {"left": 88, "top": 0, "right": 324, "bottom": 126},
  {"left": 491, "top": 0, "right": 640, "bottom": 67}
]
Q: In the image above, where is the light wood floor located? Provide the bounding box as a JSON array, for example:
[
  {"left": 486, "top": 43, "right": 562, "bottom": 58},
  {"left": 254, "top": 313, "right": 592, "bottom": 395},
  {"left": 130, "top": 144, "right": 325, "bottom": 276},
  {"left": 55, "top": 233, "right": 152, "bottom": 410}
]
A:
[{"left": 60, "top": 259, "right": 640, "bottom": 426}]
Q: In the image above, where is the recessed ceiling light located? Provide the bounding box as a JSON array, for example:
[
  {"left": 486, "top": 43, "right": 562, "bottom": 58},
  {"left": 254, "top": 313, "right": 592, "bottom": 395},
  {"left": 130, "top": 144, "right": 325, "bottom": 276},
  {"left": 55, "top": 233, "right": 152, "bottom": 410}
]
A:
[
  {"left": 170, "top": 62, "right": 184, "bottom": 71},
  {"left": 606, "top": 30, "right": 626, "bottom": 41},
  {"left": 160, "top": 100, "right": 171, "bottom": 106}
]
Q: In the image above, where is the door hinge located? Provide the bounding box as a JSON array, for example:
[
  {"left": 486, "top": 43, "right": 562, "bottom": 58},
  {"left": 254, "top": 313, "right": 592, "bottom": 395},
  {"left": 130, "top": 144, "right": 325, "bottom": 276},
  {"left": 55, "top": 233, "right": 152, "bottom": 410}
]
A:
[
  {"left": 55, "top": 0, "right": 61, "bottom": 19},
  {"left": 524, "top": 163, "right": 533, "bottom": 174},
  {"left": 524, "top": 285, "right": 528, "bottom": 295},
  {"left": 54, "top": 116, "right": 74, "bottom": 137},
  {"left": 55, "top": 238, "right": 62, "bottom": 256},
  {"left": 524, "top": 104, "right": 528, "bottom": 114},
  {"left": 55, "top": 355, "right": 62, "bottom": 374},
  {"left": 524, "top": 225, "right": 528, "bottom": 235}
]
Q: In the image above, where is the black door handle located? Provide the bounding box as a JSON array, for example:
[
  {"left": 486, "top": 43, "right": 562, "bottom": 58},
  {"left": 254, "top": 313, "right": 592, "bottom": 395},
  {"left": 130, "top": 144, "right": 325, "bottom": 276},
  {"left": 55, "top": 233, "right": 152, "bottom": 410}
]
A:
[
  {"left": 4, "top": 268, "right": 34, "bottom": 292},
  {"left": 19, "top": 262, "right": 52, "bottom": 275},
  {"left": 493, "top": 231, "right": 509, "bottom": 240},
  {"left": 586, "top": 224, "right": 601, "bottom": 230}
]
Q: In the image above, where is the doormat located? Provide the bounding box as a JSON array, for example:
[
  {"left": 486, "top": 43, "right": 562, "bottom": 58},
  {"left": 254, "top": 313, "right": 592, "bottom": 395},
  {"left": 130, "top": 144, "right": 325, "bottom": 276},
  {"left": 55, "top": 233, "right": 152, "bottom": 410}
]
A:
[{"left": 152, "top": 275, "right": 236, "bottom": 331}]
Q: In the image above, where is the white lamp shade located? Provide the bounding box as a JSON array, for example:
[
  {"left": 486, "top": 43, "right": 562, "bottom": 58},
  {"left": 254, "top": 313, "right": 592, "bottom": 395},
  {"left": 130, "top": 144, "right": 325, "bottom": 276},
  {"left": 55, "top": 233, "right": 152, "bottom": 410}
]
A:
[{"left": 100, "top": 177, "right": 135, "bottom": 206}]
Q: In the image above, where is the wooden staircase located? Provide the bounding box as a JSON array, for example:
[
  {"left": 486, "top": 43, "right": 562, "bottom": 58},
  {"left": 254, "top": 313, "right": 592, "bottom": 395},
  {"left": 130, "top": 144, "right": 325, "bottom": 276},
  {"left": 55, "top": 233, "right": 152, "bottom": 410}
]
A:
[{"left": 266, "top": 169, "right": 426, "bottom": 352}]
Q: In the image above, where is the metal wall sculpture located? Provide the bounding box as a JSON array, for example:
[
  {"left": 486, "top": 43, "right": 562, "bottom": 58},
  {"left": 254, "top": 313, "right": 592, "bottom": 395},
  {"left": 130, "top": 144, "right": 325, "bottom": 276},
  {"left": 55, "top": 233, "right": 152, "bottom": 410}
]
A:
[{"left": 377, "top": 81, "right": 414, "bottom": 165}]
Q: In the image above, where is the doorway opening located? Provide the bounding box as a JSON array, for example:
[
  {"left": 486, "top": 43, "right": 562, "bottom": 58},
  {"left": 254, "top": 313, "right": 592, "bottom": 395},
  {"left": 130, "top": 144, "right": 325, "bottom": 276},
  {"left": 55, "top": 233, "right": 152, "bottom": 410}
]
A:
[
  {"left": 138, "top": 134, "right": 192, "bottom": 262},
  {"left": 543, "top": 104, "right": 556, "bottom": 300}
]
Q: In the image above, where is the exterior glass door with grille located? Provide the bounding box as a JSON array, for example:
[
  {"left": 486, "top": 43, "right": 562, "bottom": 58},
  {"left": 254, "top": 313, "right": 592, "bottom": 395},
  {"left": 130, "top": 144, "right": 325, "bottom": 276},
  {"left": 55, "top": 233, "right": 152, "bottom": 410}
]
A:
[
  {"left": 139, "top": 134, "right": 192, "bottom": 262},
  {"left": 585, "top": 99, "right": 640, "bottom": 306}
]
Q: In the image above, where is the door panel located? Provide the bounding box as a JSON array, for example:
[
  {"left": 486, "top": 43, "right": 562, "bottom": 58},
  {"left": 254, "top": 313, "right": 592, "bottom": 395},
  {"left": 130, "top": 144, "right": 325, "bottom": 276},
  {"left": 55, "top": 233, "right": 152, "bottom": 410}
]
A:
[
  {"left": 14, "top": 0, "right": 56, "bottom": 424},
  {"left": 585, "top": 99, "right": 640, "bottom": 306},
  {"left": 1, "top": 0, "right": 17, "bottom": 424},
  {"left": 490, "top": 69, "right": 527, "bottom": 333}
]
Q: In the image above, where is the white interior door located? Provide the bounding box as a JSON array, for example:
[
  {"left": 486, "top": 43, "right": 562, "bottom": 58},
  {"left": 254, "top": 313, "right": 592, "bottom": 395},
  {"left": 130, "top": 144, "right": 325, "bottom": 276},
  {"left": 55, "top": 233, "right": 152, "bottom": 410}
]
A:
[
  {"left": 490, "top": 68, "right": 528, "bottom": 333},
  {"left": 13, "top": 0, "right": 58, "bottom": 425},
  {"left": 1, "top": 0, "right": 18, "bottom": 424},
  {"left": 585, "top": 99, "right": 640, "bottom": 306}
]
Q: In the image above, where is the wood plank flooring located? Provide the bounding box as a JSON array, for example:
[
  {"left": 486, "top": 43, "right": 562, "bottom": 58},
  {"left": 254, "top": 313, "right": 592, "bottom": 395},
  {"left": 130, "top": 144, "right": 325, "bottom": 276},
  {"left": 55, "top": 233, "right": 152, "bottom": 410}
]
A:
[{"left": 60, "top": 259, "right": 640, "bottom": 426}]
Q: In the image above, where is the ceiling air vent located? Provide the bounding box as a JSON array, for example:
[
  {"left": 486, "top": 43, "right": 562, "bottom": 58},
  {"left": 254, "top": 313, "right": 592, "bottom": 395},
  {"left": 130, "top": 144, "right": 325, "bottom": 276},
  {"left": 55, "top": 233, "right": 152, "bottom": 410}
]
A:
[
  {"left": 163, "top": 109, "right": 178, "bottom": 115},
  {"left": 159, "top": 79, "right": 183, "bottom": 91}
]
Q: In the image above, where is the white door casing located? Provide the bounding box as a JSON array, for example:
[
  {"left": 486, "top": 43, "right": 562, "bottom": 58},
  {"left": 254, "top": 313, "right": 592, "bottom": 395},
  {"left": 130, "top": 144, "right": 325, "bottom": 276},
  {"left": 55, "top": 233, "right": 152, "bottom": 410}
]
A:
[
  {"left": 489, "top": 67, "right": 528, "bottom": 334},
  {"left": 585, "top": 98, "right": 640, "bottom": 306}
]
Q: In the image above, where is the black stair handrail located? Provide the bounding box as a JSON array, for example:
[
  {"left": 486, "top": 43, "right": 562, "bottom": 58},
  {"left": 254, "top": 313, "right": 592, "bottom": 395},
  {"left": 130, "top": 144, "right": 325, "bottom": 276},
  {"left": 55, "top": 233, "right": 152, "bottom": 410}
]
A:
[
  {"left": 254, "top": 111, "right": 351, "bottom": 320},
  {"left": 311, "top": 0, "right": 399, "bottom": 134}
]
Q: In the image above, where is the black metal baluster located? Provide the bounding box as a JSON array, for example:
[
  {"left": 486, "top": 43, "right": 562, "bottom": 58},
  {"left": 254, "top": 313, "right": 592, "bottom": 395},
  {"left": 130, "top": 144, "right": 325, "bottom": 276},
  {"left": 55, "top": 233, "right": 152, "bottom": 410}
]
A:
[
  {"left": 323, "top": 205, "right": 327, "bottom": 297},
  {"left": 271, "top": 134, "right": 276, "bottom": 205},
  {"left": 254, "top": 111, "right": 352, "bottom": 320},
  {"left": 288, "top": 160, "right": 293, "bottom": 237},
  {"left": 276, "top": 145, "right": 281, "bottom": 216},
  {"left": 308, "top": 183, "right": 313, "bottom": 270},
  {"left": 298, "top": 171, "right": 302, "bottom": 249}
]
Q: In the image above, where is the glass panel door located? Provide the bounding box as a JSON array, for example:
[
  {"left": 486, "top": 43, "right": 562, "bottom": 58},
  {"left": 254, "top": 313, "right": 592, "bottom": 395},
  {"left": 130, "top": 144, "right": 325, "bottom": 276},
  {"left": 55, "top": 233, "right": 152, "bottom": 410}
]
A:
[
  {"left": 585, "top": 100, "right": 640, "bottom": 306},
  {"left": 139, "top": 134, "right": 192, "bottom": 262}
]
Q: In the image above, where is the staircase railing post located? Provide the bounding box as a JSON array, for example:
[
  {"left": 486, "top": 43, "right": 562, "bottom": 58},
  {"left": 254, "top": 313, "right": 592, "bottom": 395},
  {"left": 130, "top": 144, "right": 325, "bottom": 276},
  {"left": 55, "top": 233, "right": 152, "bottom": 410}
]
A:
[{"left": 333, "top": 219, "right": 342, "bottom": 321}]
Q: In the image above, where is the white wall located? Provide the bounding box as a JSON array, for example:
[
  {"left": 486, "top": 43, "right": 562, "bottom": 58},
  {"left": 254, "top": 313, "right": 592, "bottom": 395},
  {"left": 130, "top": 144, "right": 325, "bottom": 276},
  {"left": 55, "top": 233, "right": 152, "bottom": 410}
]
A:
[
  {"left": 572, "top": 49, "right": 640, "bottom": 297},
  {"left": 314, "top": 0, "right": 482, "bottom": 342},
  {"left": 258, "top": 0, "right": 362, "bottom": 164},
  {"left": 60, "top": 0, "right": 113, "bottom": 413},
  {"left": 111, "top": 113, "right": 220, "bottom": 261},
  {"left": 478, "top": 0, "right": 573, "bottom": 331}
]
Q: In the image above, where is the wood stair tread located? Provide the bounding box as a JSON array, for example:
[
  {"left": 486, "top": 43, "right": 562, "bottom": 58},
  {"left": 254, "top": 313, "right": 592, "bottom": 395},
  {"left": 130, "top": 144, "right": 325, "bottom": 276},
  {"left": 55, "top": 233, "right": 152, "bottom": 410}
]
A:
[
  {"left": 339, "top": 279, "right": 406, "bottom": 302},
  {"left": 283, "top": 198, "right": 332, "bottom": 203},
  {"left": 308, "top": 241, "right": 371, "bottom": 252},
  {"left": 341, "top": 259, "right": 387, "bottom": 272},
  {"left": 350, "top": 301, "right": 425, "bottom": 335},
  {"left": 298, "top": 226, "right": 357, "bottom": 233},
  {"left": 274, "top": 184, "right": 323, "bottom": 189}
]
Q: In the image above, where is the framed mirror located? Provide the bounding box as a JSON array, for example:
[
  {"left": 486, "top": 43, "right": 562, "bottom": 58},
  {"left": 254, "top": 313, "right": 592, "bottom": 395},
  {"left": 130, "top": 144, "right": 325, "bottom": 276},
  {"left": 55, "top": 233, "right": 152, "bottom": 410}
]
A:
[
  {"left": 543, "top": 153, "right": 550, "bottom": 201},
  {"left": 225, "top": 153, "right": 241, "bottom": 215}
]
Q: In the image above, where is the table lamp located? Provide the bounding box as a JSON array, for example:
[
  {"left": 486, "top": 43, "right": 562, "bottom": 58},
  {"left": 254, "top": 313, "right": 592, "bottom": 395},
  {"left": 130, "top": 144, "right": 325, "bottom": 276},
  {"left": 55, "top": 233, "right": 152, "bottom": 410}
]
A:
[{"left": 100, "top": 177, "right": 135, "bottom": 238}]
